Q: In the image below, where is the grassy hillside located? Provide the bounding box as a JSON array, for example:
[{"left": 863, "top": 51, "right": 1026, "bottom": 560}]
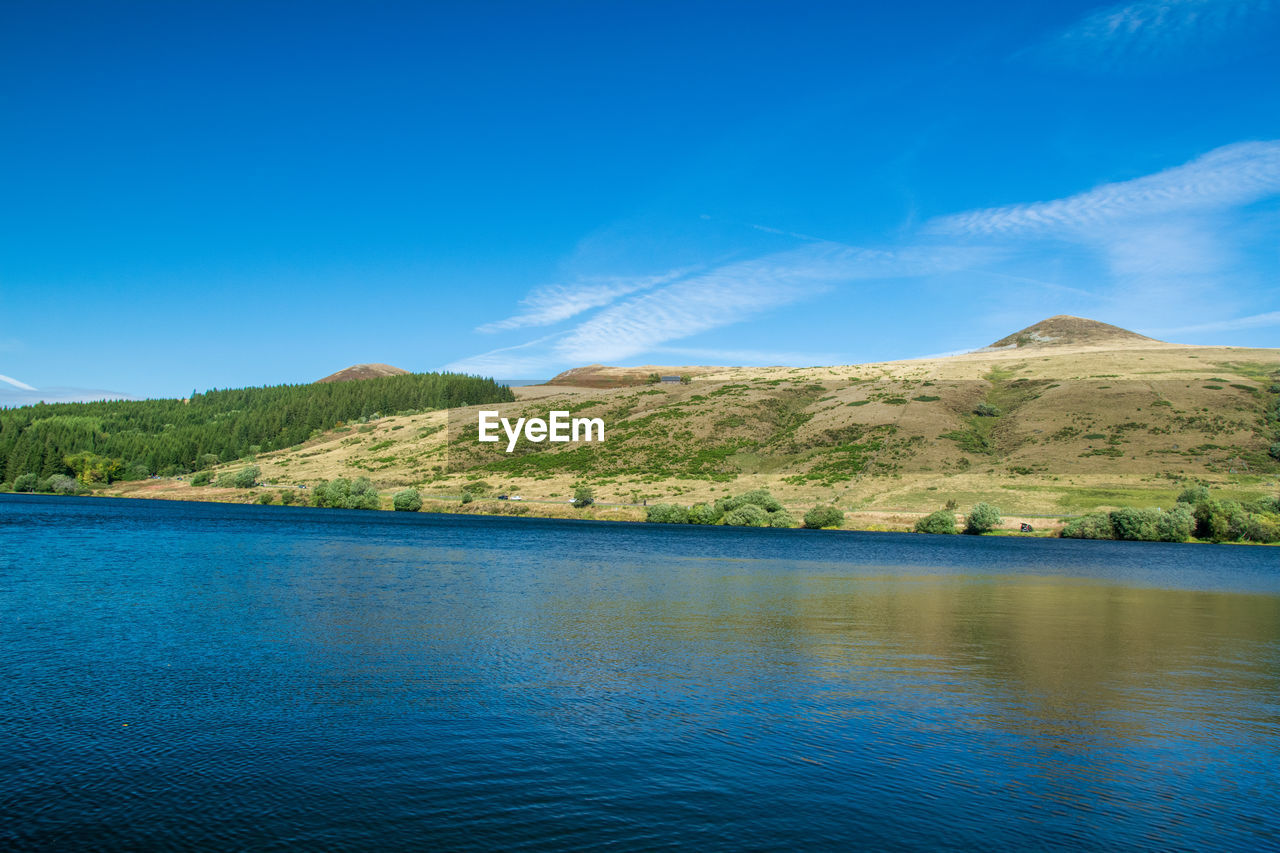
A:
[{"left": 107, "top": 319, "right": 1280, "bottom": 527}]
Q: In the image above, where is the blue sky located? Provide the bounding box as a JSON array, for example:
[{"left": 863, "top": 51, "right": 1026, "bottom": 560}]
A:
[{"left": 2, "top": 0, "right": 1279, "bottom": 401}]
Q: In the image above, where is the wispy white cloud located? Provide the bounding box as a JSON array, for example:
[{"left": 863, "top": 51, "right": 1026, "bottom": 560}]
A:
[
  {"left": 444, "top": 334, "right": 565, "bottom": 377},
  {"left": 0, "top": 385, "right": 136, "bottom": 407},
  {"left": 931, "top": 141, "right": 1280, "bottom": 237},
  {"left": 1040, "top": 0, "right": 1277, "bottom": 67},
  {"left": 557, "top": 242, "right": 999, "bottom": 364},
  {"left": 928, "top": 141, "right": 1280, "bottom": 327},
  {"left": 475, "top": 270, "right": 693, "bottom": 333},
  {"left": 551, "top": 244, "right": 846, "bottom": 364},
  {"left": 450, "top": 141, "right": 1279, "bottom": 376},
  {"left": 450, "top": 242, "right": 989, "bottom": 375},
  {"left": 0, "top": 373, "right": 38, "bottom": 391},
  {"left": 651, "top": 346, "right": 846, "bottom": 365},
  {"left": 1146, "top": 310, "right": 1280, "bottom": 336}
]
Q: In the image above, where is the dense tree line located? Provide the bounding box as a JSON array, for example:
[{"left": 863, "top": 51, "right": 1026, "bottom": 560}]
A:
[{"left": 0, "top": 373, "right": 514, "bottom": 482}]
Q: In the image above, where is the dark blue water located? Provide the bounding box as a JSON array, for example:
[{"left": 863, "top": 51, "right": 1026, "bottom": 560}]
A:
[{"left": 2, "top": 495, "right": 1279, "bottom": 851}]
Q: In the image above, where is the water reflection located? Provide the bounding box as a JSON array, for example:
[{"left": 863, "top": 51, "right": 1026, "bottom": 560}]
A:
[{"left": 3, "top": 496, "right": 1279, "bottom": 851}]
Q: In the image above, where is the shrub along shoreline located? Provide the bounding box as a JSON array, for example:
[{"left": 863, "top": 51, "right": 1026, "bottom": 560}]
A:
[
  {"left": 7, "top": 477, "right": 1277, "bottom": 544},
  {"left": 1058, "top": 486, "right": 1279, "bottom": 544}
]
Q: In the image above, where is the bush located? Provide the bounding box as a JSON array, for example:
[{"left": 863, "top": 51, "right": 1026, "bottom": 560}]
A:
[
  {"left": 964, "top": 503, "right": 1001, "bottom": 534},
  {"left": 1193, "top": 498, "right": 1242, "bottom": 542},
  {"left": 0, "top": 482, "right": 11, "bottom": 492},
  {"left": 646, "top": 503, "right": 688, "bottom": 523},
  {"left": 768, "top": 511, "right": 797, "bottom": 529},
  {"left": 279, "top": 490, "right": 296, "bottom": 506},
  {"left": 1058, "top": 494, "right": 1273, "bottom": 544},
  {"left": 914, "top": 509, "right": 957, "bottom": 534},
  {"left": 974, "top": 403, "right": 1001, "bottom": 417},
  {"left": 393, "top": 488, "right": 422, "bottom": 512},
  {"left": 1109, "top": 507, "right": 1191, "bottom": 542},
  {"left": 1244, "top": 496, "right": 1280, "bottom": 515},
  {"left": 1177, "top": 484, "right": 1211, "bottom": 505},
  {"left": 715, "top": 489, "right": 783, "bottom": 515},
  {"left": 313, "top": 477, "right": 380, "bottom": 510},
  {"left": 572, "top": 486, "right": 595, "bottom": 508},
  {"left": 233, "top": 466, "right": 260, "bottom": 489},
  {"left": 1240, "top": 516, "right": 1280, "bottom": 543},
  {"left": 13, "top": 473, "right": 39, "bottom": 493},
  {"left": 1159, "top": 506, "right": 1195, "bottom": 542},
  {"left": 460, "top": 490, "right": 474, "bottom": 504},
  {"left": 255, "top": 492, "right": 274, "bottom": 505},
  {"left": 1109, "top": 507, "right": 1157, "bottom": 541},
  {"left": 804, "top": 505, "right": 845, "bottom": 529},
  {"left": 215, "top": 472, "right": 237, "bottom": 488},
  {"left": 348, "top": 477, "right": 381, "bottom": 510},
  {"left": 43, "top": 475, "right": 80, "bottom": 495},
  {"left": 1061, "top": 513, "right": 1114, "bottom": 539},
  {"left": 190, "top": 471, "right": 212, "bottom": 487},
  {"left": 1270, "top": 442, "right": 1280, "bottom": 462},
  {"left": 687, "top": 503, "right": 720, "bottom": 525},
  {"left": 646, "top": 490, "right": 792, "bottom": 528},
  {"left": 722, "top": 503, "right": 770, "bottom": 527}
]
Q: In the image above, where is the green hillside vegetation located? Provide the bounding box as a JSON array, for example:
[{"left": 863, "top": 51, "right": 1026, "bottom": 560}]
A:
[
  {"left": 18, "top": 316, "right": 1279, "bottom": 538},
  {"left": 0, "top": 372, "right": 514, "bottom": 483},
  {"left": 431, "top": 366, "right": 1279, "bottom": 515}
]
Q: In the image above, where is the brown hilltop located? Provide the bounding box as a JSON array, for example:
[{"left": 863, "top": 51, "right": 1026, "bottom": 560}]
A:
[
  {"left": 546, "top": 364, "right": 719, "bottom": 388},
  {"left": 316, "top": 363, "right": 411, "bottom": 383},
  {"left": 989, "top": 316, "right": 1160, "bottom": 349}
]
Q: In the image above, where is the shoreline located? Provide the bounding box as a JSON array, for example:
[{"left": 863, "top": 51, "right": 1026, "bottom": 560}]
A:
[
  {"left": 90, "top": 481, "right": 1065, "bottom": 535},
  {"left": 9, "top": 488, "right": 1274, "bottom": 545}
]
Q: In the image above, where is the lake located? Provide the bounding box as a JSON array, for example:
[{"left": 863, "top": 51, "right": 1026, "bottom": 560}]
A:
[{"left": 2, "top": 494, "right": 1278, "bottom": 850}]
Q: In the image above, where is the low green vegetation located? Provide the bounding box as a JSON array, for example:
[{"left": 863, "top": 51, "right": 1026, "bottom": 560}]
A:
[
  {"left": 915, "top": 509, "right": 958, "bottom": 534},
  {"left": 312, "top": 477, "right": 380, "bottom": 510},
  {"left": 5, "top": 472, "right": 87, "bottom": 495},
  {"left": 1060, "top": 485, "right": 1280, "bottom": 543},
  {"left": 964, "top": 503, "right": 1001, "bottom": 534},
  {"left": 393, "top": 488, "right": 422, "bottom": 511},
  {"left": 1061, "top": 506, "right": 1192, "bottom": 542},
  {"left": 913, "top": 503, "right": 997, "bottom": 535},
  {"left": 803, "top": 504, "right": 844, "bottom": 529},
  {"left": 646, "top": 489, "right": 795, "bottom": 528}
]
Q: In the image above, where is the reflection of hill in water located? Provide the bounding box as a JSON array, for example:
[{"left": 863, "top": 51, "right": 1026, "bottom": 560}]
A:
[
  {"left": 15, "top": 493, "right": 1276, "bottom": 851},
  {"left": 534, "top": 575, "right": 1280, "bottom": 744}
]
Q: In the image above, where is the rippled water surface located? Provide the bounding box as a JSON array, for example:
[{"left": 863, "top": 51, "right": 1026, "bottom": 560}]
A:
[{"left": 2, "top": 495, "right": 1279, "bottom": 850}]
